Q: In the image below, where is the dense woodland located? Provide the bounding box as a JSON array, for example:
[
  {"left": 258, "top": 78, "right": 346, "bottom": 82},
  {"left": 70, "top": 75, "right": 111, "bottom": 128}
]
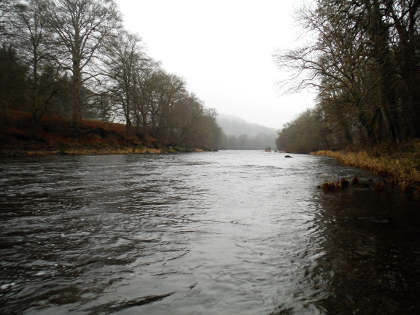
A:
[
  {"left": 0, "top": 0, "right": 222, "bottom": 151},
  {"left": 276, "top": 0, "right": 420, "bottom": 153}
]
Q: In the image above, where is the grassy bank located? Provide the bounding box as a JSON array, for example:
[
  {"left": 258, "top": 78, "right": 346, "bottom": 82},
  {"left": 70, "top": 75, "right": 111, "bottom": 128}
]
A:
[
  {"left": 314, "top": 140, "right": 420, "bottom": 194},
  {"left": 0, "top": 111, "right": 203, "bottom": 156}
]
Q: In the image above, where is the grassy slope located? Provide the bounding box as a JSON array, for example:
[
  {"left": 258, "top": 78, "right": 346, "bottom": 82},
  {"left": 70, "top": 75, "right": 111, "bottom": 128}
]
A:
[
  {"left": 314, "top": 140, "right": 420, "bottom": 194},
  {"left": 0, "top": 111, "right": 174, "bottom": 155}
]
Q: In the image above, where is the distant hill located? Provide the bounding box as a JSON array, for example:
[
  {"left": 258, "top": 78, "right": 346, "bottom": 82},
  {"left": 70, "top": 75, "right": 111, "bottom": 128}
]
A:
[
  {"left": 216, "top": 114, "right": 277, "bottom": 149},
  {"left": 216, "top": 114, "right": 277, "bottom": 137}
]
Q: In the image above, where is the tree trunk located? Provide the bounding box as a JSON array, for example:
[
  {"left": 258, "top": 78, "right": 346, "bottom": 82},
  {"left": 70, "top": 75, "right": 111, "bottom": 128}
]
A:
[
  {"left": 72, "top": 61, "right": 82, "bottom": 125},
  {"left": 124, "top": 90, "right": 131, "bottom": 138},
  {"left": 31, "top": 48, "right": 40, "bottom": 123},
  {"left": 125, "top": 115, "right": 131, "bottom": 138}
]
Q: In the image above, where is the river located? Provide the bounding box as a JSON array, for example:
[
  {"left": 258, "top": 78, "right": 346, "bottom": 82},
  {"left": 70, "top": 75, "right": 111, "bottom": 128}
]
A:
[{"left": 1, "top": 150, "right": 419, "bottom": 314}]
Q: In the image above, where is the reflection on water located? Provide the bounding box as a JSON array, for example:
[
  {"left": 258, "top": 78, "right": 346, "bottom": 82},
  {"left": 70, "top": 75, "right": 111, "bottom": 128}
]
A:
[
  {"left": 301, "top": 188, "right": 420, "bottom": 314},
  {"left": 0, "top": 151, "right": 419, "bottom": 314}
]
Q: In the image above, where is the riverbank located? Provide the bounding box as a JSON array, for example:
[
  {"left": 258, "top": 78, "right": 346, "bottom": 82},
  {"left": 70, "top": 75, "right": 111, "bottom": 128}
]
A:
[
  {"left": 0, "top": 111, "right": 206, "bottom": 156},
  {"left": 314, "top": 140, "right": 420, "bottom": 195}
]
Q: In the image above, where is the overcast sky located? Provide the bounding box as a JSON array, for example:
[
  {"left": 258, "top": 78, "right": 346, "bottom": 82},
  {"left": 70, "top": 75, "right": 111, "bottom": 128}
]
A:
[{"left": 116, "top": 0, "right": 316, "bottom": 130}]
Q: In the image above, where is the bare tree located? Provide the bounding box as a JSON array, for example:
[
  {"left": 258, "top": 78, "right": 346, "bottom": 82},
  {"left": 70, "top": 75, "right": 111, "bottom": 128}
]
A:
[
  {"left": 44, "top": 0, "right": 120, "bottom": 125},
  {"left": 275, "top": 0, "right": 420, "bottom": 145},
  {"left": 132, "top": 61, "right": 156, "bottom": 130},
  {"left": 104, "top": 31, "right": 145, "bottom": 136},
  {"left": 156, "top": 72, "right": 185, "bottom": 142},
  {"left": 140, "top": 70, "right": 186, "bottom": 138},
  {"left": 11, "top": 0, "right": 59, "bottom": 122}
]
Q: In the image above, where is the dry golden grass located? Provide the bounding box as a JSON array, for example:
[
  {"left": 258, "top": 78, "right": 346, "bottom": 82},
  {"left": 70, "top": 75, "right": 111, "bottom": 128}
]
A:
[
  {"left": 321, "top": 178, "right": 350, "bottom": 192},
  {"left": 314, "top": 141, "right": 420, "bottom": 193},
  {"left": 26, "top": 147, "right": 163, "bottom": 156},
  {"left": 82, "top": 119, "right": 126, "bottom": 134},
  {"left": 26, "top": 150, "right": 60, "bottom": 156}
]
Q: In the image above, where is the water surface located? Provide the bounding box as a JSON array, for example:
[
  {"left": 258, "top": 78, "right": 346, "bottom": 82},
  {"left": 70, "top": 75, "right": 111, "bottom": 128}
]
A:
[{"left": 1, "top": 151, "right": 419, "bottom": 314}]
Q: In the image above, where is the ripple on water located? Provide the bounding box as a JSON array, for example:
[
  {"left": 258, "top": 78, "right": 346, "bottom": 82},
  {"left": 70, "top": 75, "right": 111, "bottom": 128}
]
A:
[{"left": 0, "top": 151, "right": 419, "bottom": 314}]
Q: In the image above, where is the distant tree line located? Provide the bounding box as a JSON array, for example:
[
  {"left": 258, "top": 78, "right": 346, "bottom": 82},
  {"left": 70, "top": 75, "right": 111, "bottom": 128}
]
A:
[
  {"left": 0, "top": 0, "right": 222, "bottom": 150},
  {"left": 221, "top": 133, "right": 276, "bottom": 150},
  {"left": 276, "top": 0, "right": 420, "bottom": 153}
]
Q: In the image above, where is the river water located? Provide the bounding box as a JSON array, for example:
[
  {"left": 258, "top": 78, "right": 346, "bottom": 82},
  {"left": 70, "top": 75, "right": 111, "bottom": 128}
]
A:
[{"left": 1, "top": 151, "right": 419, "bottom": 314}]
